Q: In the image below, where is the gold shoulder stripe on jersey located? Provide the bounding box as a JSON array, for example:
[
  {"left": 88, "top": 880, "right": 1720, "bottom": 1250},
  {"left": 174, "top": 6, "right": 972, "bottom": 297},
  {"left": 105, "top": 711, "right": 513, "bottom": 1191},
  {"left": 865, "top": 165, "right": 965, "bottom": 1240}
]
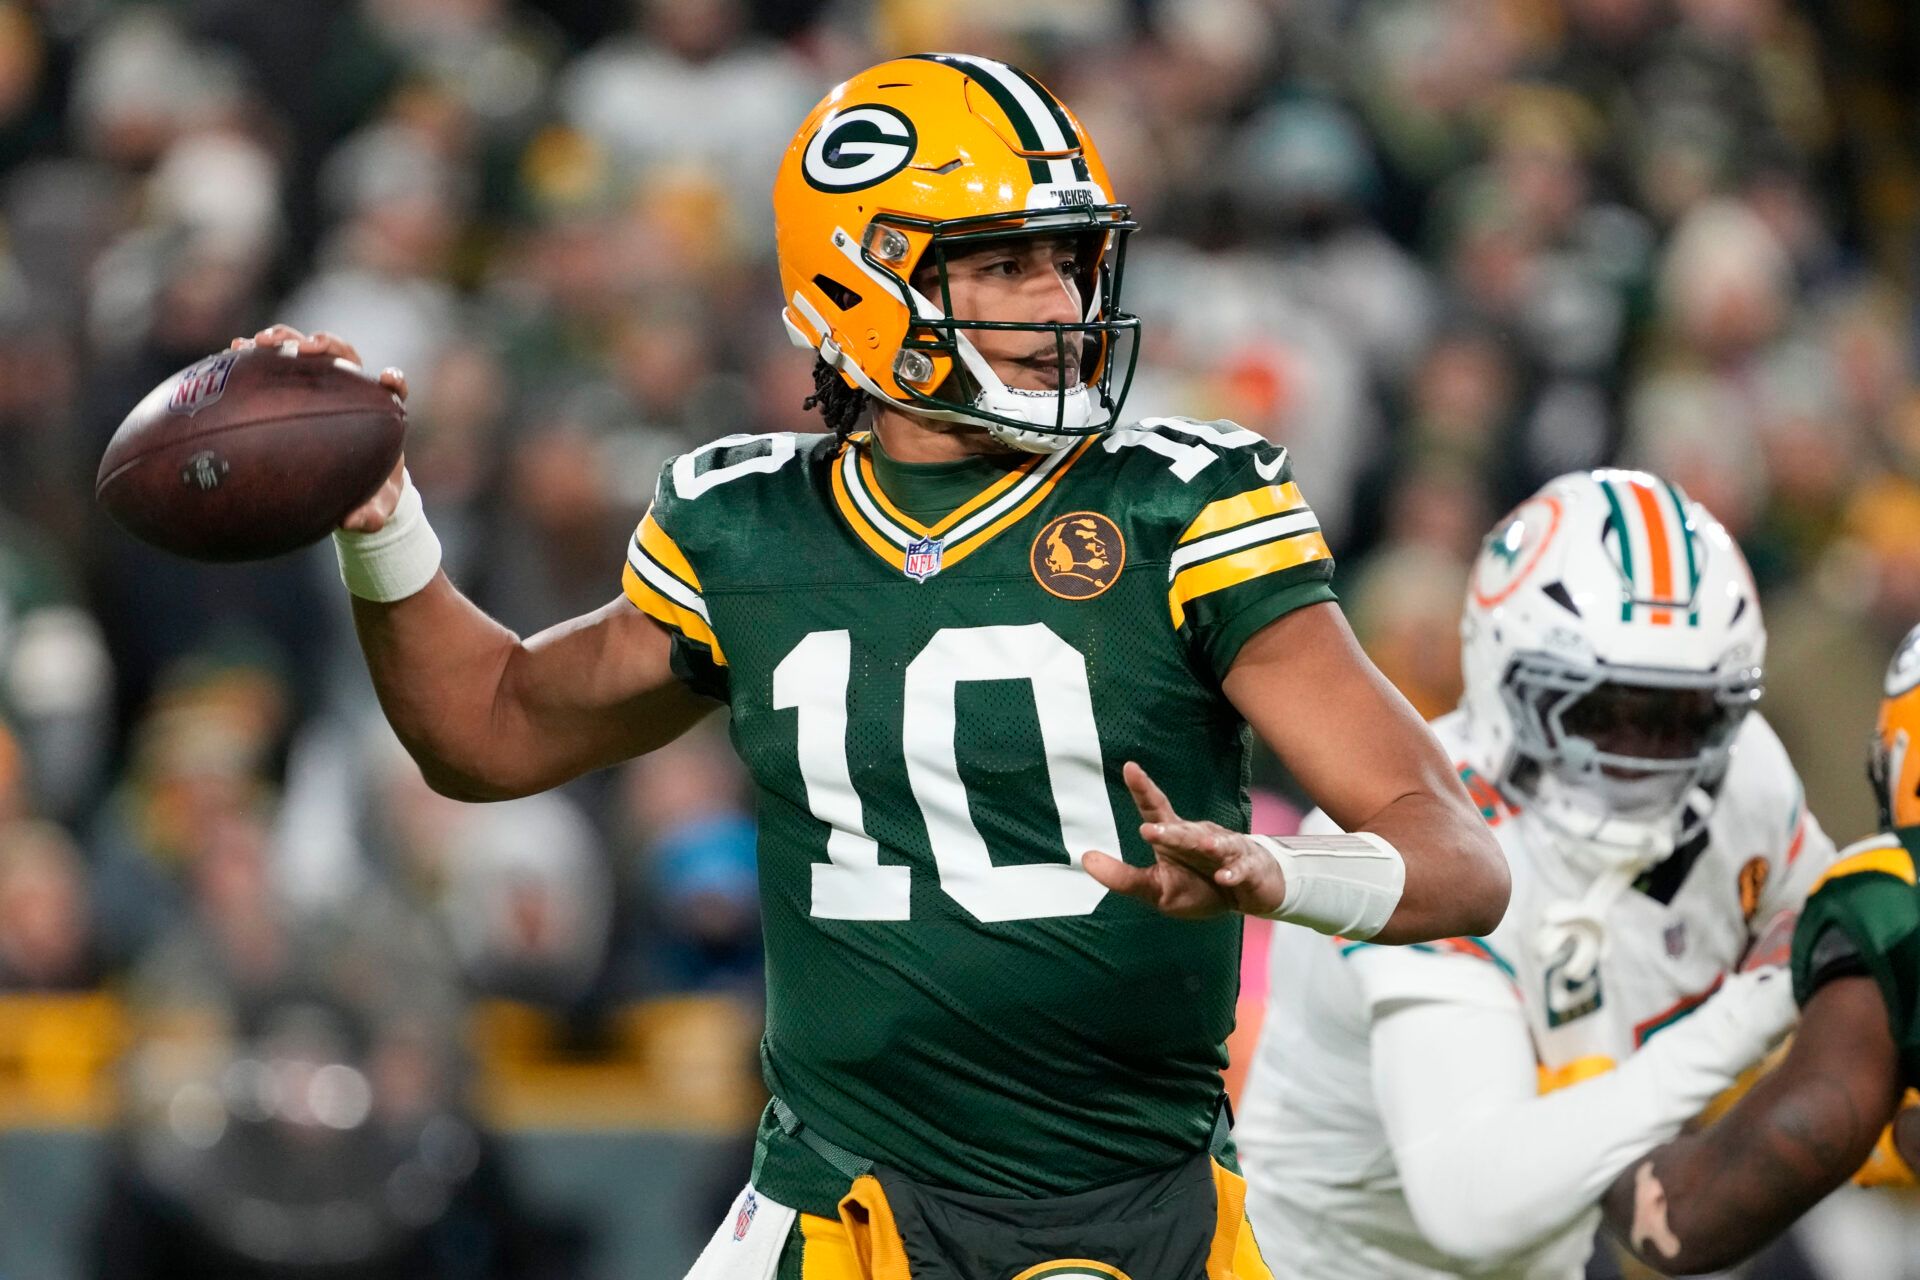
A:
[
  {"left": 1168, "top": 528, "right": 1331, "bottom": 628},
  {"left": 1170, "top": 509, "right": 1321, "bottom": 581},
  {"left": 626, "top": 523, "right": 716, "bottom": 627},
  {"left": 635, "top": 511, "right": 701, "bottom": 590},
  {"left": 621, "top": 563, "right": 727, "bottom": 663},
  {"left": 626, "top": 529, "right": 711, "bottom": 614},
  {"left": 1179, "top": 482, "right": 1303, "bottom": 544},
  {"left": 1808, "top": 839, "right": 1917, "bottom": 896},
  {"left": 830, "top": 436, "right": 1097, "bottom": 576}
]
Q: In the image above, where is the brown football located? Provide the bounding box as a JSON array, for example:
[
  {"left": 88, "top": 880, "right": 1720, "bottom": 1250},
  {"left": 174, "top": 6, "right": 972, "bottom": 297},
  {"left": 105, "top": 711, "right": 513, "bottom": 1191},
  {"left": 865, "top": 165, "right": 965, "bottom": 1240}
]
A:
[{"left": 95, "top": 345, "right": 406, "bottom": 562}]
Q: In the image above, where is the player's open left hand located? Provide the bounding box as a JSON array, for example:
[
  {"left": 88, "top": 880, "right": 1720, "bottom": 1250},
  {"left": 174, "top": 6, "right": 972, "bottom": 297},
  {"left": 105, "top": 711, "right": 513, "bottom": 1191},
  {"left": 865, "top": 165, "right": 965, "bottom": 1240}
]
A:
[
  {"left": 1082, "top": 762, "right": 1287, "bottom": 919},
  {"left": 230, "top": 324, "right": 409, "bottom": 533}
]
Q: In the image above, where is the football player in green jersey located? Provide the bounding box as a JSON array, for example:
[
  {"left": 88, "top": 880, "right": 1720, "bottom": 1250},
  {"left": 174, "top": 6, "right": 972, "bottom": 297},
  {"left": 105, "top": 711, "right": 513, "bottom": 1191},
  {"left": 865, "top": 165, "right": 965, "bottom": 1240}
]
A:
[
  {"left": 1599, "top": 620, "right": 1920, "bottom": 1274},
  {"left": 237, "top": 52, "right": 1508, "bottom": 1280}
]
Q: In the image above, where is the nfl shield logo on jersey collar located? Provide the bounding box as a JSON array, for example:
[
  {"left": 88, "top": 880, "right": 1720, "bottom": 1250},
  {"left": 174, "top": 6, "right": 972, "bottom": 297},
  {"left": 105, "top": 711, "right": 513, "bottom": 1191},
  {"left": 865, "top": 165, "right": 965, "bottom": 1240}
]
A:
[{"left": 904, "top": 536, "right": 944, "bottom": 582}]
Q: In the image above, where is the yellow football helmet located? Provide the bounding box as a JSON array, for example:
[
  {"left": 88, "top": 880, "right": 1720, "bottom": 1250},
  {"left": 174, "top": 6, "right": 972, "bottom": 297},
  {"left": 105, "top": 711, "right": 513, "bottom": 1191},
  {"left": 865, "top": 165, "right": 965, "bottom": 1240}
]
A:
[
  {"left": 1872, "top": 622, "right": 1920, "bottom": 830},
  {"left": 772, "top": 53, "right": 1139, "bottom": 452}
]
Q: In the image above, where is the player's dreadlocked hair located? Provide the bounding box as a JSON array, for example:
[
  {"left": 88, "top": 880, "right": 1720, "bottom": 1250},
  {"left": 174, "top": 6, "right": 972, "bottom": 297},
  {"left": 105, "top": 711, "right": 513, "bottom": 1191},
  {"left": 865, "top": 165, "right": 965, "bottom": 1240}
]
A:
[{"left": 803, "top": 357, "right": 869, "bottom": 439}]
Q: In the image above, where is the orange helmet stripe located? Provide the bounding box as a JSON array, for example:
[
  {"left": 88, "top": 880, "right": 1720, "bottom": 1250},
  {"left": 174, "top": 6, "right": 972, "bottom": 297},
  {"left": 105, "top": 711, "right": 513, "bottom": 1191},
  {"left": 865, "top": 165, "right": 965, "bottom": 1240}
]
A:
[{"left": 1627, "top": 478, "right": 1676, "bottom": 626}]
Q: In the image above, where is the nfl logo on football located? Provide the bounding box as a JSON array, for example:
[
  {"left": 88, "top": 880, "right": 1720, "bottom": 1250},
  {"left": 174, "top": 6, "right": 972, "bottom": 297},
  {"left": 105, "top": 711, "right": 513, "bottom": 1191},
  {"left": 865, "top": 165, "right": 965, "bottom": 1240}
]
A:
[
  {"left": 904, "top": 537, "right": 944, "bottom": 583},
  {"left": 167, "top": 353, "right": 238, "bottom": 416}
]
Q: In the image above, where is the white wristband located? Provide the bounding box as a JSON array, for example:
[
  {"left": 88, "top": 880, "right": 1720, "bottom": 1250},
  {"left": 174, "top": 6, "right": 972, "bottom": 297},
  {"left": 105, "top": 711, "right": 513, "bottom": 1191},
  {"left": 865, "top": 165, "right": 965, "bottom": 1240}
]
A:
[
  {"left": 332, "top": 469, "right": 442, "bottom": 602},
  {"left": 1252, "top": 831, "right": 1406, "bottom": 940}
]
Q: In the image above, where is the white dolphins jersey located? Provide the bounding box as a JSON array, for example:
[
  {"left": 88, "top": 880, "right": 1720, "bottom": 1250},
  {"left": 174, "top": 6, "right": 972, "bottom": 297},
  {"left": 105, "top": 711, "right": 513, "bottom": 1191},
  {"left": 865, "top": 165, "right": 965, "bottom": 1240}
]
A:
[{"left": 1236, "top": 709, "right": 1834, "bottom": 1279}]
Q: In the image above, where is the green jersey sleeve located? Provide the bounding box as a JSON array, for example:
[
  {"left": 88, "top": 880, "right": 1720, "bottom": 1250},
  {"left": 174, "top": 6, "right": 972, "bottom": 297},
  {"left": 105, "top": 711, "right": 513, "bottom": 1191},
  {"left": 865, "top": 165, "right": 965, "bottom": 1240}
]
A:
[
  {"left": 1790, "top": 832, "right": 1920, "bottom": 1087},
  {"left": 1165, "top": 431, "right": 1337, "bottom": 681},
  {"left": 620, "top": 459, "right": 730, "bottom": 702}
]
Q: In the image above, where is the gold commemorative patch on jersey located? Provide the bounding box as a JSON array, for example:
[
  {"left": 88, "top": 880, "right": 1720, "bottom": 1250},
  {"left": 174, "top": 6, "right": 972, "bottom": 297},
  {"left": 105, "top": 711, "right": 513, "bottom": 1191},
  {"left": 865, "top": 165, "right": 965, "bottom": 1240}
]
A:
[
  {"left": 1738, "top": 855, "right": 1770, "bottom": 921},
  {"left": 1032, "top": 511, "right": 1125, "bottom": 600}
]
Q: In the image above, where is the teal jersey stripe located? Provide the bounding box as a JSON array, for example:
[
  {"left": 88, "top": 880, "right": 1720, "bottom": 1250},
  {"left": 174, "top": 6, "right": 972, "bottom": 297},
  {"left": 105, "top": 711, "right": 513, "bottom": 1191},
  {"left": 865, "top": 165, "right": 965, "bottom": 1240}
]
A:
[
  {"left": 1450, "top": 936, "right": 1519, "bottom": 981},
  {"left": 1635, "top": 980, "right": 1722, "bottom": 1047},
  {"left": 1599, "top": 478, "right": 1635, "bottom": 621},
  {"left": 1341, "top": 939, "right": 1429, "bottom": 957},
  {"left": 1340, "top": 935, "right": 1517, "bottom": 981}
]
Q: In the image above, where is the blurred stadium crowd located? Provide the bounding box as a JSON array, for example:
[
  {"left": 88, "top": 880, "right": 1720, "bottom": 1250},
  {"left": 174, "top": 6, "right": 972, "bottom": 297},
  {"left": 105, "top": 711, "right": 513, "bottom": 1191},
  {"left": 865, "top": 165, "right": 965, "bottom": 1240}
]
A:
[{"left": 0, "top": 0, "right": 1916, "bottom": 1275}]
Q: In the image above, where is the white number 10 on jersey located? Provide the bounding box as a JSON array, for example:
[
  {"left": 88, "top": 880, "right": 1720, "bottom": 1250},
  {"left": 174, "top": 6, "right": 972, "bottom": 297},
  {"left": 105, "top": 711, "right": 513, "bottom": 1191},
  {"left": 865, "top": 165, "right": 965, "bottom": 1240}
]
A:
[{"left": 772, "top": 624, "right": 1120, "bottom": 924}]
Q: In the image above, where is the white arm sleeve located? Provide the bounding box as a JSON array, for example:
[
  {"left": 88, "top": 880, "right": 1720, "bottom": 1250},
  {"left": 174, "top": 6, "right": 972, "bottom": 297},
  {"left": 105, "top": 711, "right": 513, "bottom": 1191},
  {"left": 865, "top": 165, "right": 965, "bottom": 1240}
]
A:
[{"left": 1370, "top": 966, "right": 1798, "bottom": 1266}]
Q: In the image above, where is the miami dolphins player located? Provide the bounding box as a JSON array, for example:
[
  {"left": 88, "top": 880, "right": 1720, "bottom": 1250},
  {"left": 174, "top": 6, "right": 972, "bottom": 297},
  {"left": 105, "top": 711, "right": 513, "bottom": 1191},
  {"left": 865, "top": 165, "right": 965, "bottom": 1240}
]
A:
[
  {"left": 1235, "top": 470, "right": 1836, "bottom": 1278},
  {"left": 235, "top": 53, "right": 1508, "bottom": 1280},
  {"left": 1599, "top": 621, "right": 1920, "bottom": 1274}
]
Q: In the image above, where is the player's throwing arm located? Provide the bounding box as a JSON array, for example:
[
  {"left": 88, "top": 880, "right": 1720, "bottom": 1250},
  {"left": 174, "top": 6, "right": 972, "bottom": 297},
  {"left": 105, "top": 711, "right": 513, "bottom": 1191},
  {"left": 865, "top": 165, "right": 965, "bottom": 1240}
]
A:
[{"left": 233, "top": 325, "right": 720, "bottom": 802}]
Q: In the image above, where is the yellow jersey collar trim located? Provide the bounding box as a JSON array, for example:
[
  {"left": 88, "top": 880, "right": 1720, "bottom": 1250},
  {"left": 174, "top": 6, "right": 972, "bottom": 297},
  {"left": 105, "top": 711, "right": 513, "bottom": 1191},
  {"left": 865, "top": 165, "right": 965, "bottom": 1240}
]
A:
[{"left": 830, "top": 435, "right": 1097, "bottom": 577}]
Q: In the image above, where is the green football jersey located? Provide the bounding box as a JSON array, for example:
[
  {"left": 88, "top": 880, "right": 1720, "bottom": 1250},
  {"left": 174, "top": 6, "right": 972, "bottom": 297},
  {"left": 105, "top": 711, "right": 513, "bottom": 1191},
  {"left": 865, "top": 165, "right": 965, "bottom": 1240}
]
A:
[
  {"left": 621, "top": 419, "right": 1335, "bottom": 1213},
  {"left": 1790, "top": 827, "right": 1920, "bottom": 1088}
]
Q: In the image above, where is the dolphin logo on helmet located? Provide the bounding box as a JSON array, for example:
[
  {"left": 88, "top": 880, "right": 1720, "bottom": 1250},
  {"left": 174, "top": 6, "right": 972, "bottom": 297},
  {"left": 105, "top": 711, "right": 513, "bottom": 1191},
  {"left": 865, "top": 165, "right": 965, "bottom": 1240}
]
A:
[{"left": 773, "top": 54, "right": 1141, "bottom": 453}]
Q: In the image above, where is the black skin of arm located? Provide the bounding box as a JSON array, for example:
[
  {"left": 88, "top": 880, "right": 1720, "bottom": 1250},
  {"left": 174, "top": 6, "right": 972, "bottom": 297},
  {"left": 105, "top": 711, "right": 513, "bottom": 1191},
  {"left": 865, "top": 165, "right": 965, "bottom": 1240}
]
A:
[{"left": 1601, "top": 976, "right": 1905, "bottom": 1275}]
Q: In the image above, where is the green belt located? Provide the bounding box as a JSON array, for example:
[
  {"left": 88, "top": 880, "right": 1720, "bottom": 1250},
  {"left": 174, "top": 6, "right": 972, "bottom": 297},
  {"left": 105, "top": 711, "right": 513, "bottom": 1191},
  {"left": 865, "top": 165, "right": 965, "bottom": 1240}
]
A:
[{"left": 770, "top": 1094, "right": 1236, "bottom": 1186}]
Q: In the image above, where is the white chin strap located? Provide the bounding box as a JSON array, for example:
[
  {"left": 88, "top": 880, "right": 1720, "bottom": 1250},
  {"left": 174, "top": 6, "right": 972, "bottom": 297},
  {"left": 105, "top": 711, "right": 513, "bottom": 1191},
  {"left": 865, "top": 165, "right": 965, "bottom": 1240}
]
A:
[
  {"left": 1536, "top": 861, "right": 1637, "bottom": 990},
  {"left": 1526, "top": 776, "right": 1710, "bottom": 876},
  {"left": 974, "top": 384, "right": 1101, "bottom": 453},
  {"left": 789, "top": 309, "right": 1102, "bottom": 455},
  {"left": 1528, "top": 782, "right": 1711, "bottom": 989},
  {"left": 936, "top": 280, "right": 1106, "bottom": 453}
]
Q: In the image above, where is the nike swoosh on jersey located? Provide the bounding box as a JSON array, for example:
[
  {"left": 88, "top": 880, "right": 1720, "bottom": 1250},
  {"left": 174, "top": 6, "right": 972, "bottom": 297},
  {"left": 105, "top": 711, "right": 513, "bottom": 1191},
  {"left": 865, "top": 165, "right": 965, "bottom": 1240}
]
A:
[{"left": 1254, "top": 453, "right": 1286, "bottom": 482}]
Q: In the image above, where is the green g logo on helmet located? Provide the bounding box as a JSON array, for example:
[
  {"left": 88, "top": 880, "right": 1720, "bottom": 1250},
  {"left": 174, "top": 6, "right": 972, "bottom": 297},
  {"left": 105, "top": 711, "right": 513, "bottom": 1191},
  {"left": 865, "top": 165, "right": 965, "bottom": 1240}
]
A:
[{"left": 802, "top": 105, "right": 918, "bottom": 192}]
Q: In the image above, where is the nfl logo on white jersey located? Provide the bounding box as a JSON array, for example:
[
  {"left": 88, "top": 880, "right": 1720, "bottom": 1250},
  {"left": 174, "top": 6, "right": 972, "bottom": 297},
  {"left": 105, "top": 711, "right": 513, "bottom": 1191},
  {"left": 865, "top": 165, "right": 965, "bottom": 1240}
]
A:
[{"left": 904, "top": 537, "right": 944, "bottom": 582}]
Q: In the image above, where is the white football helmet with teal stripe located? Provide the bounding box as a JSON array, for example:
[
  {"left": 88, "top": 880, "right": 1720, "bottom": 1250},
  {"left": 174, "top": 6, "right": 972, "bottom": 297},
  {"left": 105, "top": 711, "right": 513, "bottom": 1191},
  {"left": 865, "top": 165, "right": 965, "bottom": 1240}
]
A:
[{"left": 1459, "top": 469, "right": 1765, "bottom": 874}]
